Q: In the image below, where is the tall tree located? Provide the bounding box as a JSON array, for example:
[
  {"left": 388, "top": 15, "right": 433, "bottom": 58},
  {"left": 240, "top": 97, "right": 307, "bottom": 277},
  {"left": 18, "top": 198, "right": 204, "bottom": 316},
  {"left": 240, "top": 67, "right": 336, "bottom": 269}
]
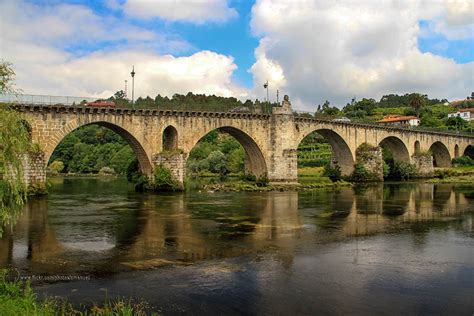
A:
[
  {"left": 409, "top": 93, "right": 426, "bottom": 117},
  {"left": 0, "top": 61, "right": 32, "bottom": 235}
]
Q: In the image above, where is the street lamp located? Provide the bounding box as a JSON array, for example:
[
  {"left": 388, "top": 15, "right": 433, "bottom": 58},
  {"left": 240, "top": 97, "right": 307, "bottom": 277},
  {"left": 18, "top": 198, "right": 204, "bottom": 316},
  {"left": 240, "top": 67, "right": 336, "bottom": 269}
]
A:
[
  {"left": 263, "top": 80, "right": 269, "bottom": 103},
  {"left": 130, "top": 66, "right": 135, "bottom": 107}
]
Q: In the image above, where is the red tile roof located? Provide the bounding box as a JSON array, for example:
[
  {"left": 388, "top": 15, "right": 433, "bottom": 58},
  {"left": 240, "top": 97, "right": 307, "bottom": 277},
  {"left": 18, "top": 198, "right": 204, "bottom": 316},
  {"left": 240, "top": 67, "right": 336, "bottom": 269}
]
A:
[{"left": 377, "top": 115, "right": 418, "bottom": 123}]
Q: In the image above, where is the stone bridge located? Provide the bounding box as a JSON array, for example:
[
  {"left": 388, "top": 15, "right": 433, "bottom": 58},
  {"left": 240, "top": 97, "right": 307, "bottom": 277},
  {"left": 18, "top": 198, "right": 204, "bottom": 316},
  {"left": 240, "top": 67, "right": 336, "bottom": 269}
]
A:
[{"left": 12, "top": 97, "right": 474, "bottom": 188}]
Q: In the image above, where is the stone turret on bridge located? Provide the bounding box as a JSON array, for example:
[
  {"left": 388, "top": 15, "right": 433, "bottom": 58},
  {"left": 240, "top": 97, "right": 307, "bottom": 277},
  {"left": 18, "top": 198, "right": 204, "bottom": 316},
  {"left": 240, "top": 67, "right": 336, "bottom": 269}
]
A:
[{"left": 11, "top": 98, "right": 474, "bottom": 190}]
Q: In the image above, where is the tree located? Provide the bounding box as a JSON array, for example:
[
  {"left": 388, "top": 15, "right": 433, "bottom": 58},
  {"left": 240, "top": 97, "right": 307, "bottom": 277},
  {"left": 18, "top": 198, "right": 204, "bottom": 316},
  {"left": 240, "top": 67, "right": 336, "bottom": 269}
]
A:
[
  {"left": 409, "top": 93, "right": 425, "bottom": 117},
  {"left": 0, "top": 61, "right": 19, "bottom": 94},
  {"left": 207, "top": 150, "right": 228, "bottom": 176},
  {"left": 446, "top": 116, "right": 468, "bottom": 130},
  {"left": 0, "top": 61, "right": 31, "bottom": 235}
]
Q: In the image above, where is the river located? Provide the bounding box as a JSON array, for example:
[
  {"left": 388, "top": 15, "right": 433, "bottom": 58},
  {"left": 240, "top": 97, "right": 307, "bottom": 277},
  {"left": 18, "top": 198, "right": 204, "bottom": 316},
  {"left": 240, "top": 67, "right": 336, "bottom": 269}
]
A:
[{"left": 1, "top": 177, "right": 473, "bottom": 315}]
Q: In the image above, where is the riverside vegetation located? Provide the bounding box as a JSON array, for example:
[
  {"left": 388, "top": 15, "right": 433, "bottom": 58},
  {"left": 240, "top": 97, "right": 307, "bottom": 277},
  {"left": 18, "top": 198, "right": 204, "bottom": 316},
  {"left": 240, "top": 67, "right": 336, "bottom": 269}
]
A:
[{"left": 0, "top": 269, "right": 154, "bottom": 316}]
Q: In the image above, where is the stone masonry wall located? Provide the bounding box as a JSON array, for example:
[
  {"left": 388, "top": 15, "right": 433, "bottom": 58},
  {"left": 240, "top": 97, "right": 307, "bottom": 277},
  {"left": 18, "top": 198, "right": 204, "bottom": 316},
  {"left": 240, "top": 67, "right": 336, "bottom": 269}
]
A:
[
  {"left": 412, "top": 155, "right": 434, "bottom": 177},
  {"left": 356, "top": 145, "right": 384, "bottom": 181},
  {"left": 22, "top": 152, "right": 47, "bottom": 192},
  {"left": 153, "top": 153, "right": 186, "bottom": 187}
]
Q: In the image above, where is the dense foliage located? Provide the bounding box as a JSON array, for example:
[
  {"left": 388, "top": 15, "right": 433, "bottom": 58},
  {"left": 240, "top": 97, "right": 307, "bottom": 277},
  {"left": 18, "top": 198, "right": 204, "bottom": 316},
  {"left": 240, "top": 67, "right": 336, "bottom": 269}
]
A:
[
  {"left": 49, "top": 125, "right": 135, "bottom": 175},
  {"left": 297, "top": 132, "right": 332, "bottom": 167},
  {"left": 110, "top": 90, "right": 277, "bottom": 114},
  {"left": 187, "top": 130, "right": 245, "bottom": 176},
  {"left": 311, "top": 93, "right": 474, "bottom": 133},
  {"left": 0, "top": 62, "right": 32, "bottom": 235}
]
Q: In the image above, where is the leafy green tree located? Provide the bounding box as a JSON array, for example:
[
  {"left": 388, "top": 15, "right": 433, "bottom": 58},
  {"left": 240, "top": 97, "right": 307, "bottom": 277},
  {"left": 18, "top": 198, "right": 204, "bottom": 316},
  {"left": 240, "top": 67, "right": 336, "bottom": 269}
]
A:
[
  {"left": 0, "top": 61, "right": 18, "bottom": 94},
  {"left": 409, "top": 93, "right": 426, "bottom": 117},
  {"left": 446, "top": 116, "right": 468, "bottom": 130},
  {"left": 0, "top": 61, "right": 31, "bottom": 234},
  {"left": 48, "top": 160, "right": 64, "bottom": 174},
  {"left": 207, "top": 150, "right": 228, "bottom": 176}
]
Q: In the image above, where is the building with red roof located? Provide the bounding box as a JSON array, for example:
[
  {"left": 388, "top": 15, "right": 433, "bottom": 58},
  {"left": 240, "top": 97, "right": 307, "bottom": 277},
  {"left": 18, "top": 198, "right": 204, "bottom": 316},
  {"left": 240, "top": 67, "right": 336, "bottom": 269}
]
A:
[
  {"left": 377, "top": 115, "right": 420, "bottom": 127},
  {"left": 448, "top": 108, "right": 474, "bottom": 121}
]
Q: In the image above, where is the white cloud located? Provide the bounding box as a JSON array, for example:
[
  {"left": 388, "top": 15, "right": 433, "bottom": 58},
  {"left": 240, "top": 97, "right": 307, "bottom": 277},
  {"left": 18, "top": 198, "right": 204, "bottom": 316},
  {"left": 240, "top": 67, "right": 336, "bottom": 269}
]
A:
[
  {"left": 249, "top": 0, "right": 474, "bottom": 110},
  {"left": 0, "top": 0, "right": 245, "bottom": 100},
  {"left": 123, "top": 0, "right": 237, "bottom": 23}
]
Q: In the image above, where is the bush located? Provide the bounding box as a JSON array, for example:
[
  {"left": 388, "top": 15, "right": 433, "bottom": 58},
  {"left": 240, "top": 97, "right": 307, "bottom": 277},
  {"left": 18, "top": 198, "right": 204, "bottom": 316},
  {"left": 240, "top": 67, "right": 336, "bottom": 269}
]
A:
[
  {"left": 350, "top": 164, "right": 370, "bottom": 182},
  {"left": 152, "top": 164, "right": 181, "bottom": 191},
  {"left": 48, "top": 159, "right": 64, "bottom": 174},
  {"left": 323, "top": 164, "right": 341, "bottom": 182},
  {"left": 98, "top": 166, "right": 116, "bottom": 175},
  {"left": 241, "top": 174, "right": 256, "bottom": 182},
  {"left": 383, "top": 161, "right": 390, "bottom": 178},
  {"left": 434, "top": 168, "right": 456, "bottom": 179},
  {"left": 207, "top": 150, "right": 228, "bottom": 176},
  {"left": 452, "top": 155, "right": 474, "bottom": 167},
  {"left": 256, "top": 175, "right": 269, "bottom": 187},
  {"left": 390, "top": 162, "right": 418, "bottom": 180}
]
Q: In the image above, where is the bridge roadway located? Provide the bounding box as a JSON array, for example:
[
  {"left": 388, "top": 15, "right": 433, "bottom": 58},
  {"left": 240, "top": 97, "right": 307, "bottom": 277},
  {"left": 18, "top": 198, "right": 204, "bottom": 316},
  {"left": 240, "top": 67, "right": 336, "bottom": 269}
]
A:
[{"left": 12, "top": 98, "right": 474, "bottom": 187}]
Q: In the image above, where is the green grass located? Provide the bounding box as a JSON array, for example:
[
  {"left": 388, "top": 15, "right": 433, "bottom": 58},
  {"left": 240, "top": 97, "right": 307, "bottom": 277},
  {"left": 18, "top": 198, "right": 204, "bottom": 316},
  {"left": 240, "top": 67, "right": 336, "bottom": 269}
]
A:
[
  {"left": 427, "top": 175, "right": 474, "bottom": 184},
  {"left": 297, "top": 167, "right": 325, "bottom": 177},
  {"left": 0, "top": 270, "right": 155, "bottom": 316}
]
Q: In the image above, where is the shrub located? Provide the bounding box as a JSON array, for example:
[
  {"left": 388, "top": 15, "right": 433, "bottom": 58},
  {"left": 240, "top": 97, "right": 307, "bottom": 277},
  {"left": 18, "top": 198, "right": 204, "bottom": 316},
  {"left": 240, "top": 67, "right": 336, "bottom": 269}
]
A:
[
  {"left": 256, "top": 175, "right": 269, "bottom": 187},
  {"left": 152, "top": 164, "right": 180, "bottom": 191},
  {"left": 383, "top": 161, "right": 390, "bottom": 178},
  {"left": 323, "top": 164, "right": 341, "bottom": 182},
  {"left": 241, "top": 174, "right": 256, "bottom": 182},
  {"left": 98, "top": 166, "right": 116, "bottom": 175},
  {"left": 48, "top": 159, "right": 64, "bottom": 174},
  {"left": 207, "top": 150, "right": 228, "bottom": 176},
  {"left": 390, "top": 162, "right": 418, "bottom": 180},
  {"left": 452, "top": 155, "right": 474, "bottom": 167},
  {"left": 350, "top": 164, "right": 370, "bottom": 182}
]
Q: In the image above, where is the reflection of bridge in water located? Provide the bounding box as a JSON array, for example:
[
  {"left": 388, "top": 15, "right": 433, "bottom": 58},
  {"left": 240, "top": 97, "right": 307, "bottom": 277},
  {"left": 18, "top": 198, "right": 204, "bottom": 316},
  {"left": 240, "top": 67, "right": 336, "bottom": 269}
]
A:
[{"left": 1, "top": 184, "right": 473, "bottom": 274}]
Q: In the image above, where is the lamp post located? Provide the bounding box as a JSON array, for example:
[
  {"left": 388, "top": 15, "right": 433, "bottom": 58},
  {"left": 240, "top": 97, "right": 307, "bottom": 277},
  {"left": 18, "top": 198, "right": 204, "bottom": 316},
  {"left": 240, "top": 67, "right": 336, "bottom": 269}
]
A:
[
  {"left": 130, "top": 66, "right": 135, "bottom": 107},
  {"left": 124, "top": 80, "right": 128, "bottom": 99},
  {"left": 263, "top": 80, "right": 269, "bottom": 103}
]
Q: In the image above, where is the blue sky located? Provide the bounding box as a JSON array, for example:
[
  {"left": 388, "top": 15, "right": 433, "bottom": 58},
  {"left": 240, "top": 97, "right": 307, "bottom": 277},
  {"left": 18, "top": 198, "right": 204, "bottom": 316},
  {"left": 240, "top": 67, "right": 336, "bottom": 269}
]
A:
[{"left": 3, "top": 0, "right": 473, "bottom": 109}]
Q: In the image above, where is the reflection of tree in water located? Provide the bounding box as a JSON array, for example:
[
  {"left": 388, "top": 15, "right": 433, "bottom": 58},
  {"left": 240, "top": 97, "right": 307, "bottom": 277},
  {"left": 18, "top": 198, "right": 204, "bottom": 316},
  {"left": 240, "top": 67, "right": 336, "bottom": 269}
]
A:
[
  {"left": 311, "top": 188, "right": 354, "bottom": 230},
  {"left": 355, "top": 184, "right": 383, "bottom": 215},
  {"left": 189, "top": 193, "right": 268, "bottom": 239},
  {"left": 382, "top": 184, "right": 412, "bottom": 216},
  {"left": 453, "top": 186, "right": 474, "bottom": 200},
  {"left": 432, "top": 184, "right": 453, "bottom": 211}
]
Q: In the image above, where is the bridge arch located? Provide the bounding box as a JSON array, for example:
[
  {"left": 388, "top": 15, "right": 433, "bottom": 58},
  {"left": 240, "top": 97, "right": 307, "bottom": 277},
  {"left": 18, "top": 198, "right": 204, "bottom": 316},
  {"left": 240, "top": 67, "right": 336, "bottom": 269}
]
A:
[
  {"left": 297, "top": 129, "right": 354, "bottom": 176},
  {"left": 429, "top": 141, "right": 451, "bottom": 167},
  {"left": 188, "top": 126, "right": 267, "bottom": 178},
  {"left": 162, "top": 125, "right": 178, "bottom": 151},
  {"left": 46, "top": 121, "right": 152, "bottom": 175},
  {"left": 414, "top": 140, "right": 421, "bottom": 155},
  {"left": 379, "top": 136, "right": 410, "bottom": 163},
  {"left": 464, "top": 145, "right": 474, "bottom": 159}
]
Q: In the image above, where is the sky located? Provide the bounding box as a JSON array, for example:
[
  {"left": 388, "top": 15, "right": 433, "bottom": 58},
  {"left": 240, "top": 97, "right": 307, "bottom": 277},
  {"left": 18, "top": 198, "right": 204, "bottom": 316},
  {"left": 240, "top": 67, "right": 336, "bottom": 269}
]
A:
[{"left": 0, "top": 0, "right": 473, "bottom": 110}]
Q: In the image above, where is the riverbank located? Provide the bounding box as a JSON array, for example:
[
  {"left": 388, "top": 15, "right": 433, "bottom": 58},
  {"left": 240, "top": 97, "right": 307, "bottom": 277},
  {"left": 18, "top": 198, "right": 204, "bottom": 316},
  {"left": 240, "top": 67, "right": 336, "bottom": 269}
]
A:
[
  {"left": 427, "top": 166, "right": 474, "bottom": 183},
  {"left": 0, "top": 270, "right": 152, "bottom": 316},
  {"left": 47, "top": 166, "right": 474, "bottom": 193}
]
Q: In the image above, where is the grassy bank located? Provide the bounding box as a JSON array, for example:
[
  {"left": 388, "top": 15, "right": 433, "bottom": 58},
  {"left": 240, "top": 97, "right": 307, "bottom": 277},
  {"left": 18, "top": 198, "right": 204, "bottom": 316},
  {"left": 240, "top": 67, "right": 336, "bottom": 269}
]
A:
[
  {"left": 426, "top": 166, "right": 474, "bottom": 184},
  {"left": 0, "top": 270, "right": 153, "bottom": 316},
  {"left": 192, "top": 167, "right": 351, "bottom": 192}
]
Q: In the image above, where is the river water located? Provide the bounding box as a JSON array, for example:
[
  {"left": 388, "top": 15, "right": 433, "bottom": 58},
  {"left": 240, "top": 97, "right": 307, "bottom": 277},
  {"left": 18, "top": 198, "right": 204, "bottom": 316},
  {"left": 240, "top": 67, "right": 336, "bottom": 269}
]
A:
[{"left": 1, "top": 177, "right": 473, "bottom": 315}]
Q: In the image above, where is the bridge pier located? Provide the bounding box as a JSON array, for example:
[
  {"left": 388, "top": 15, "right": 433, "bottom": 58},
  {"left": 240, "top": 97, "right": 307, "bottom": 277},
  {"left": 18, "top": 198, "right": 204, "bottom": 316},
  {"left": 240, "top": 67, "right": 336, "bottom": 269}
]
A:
[
  {"left": 412, "top": 154, "right": 434, "bottom": 177},
  {"left": 22, "top": 152, "right": 47, "bottom": 193},
  {"left": 152, "top": 152, "right": 186, "bottom": 188},
  {"left": 267, "top": 97, "right": 299, "bottom": 183}
]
